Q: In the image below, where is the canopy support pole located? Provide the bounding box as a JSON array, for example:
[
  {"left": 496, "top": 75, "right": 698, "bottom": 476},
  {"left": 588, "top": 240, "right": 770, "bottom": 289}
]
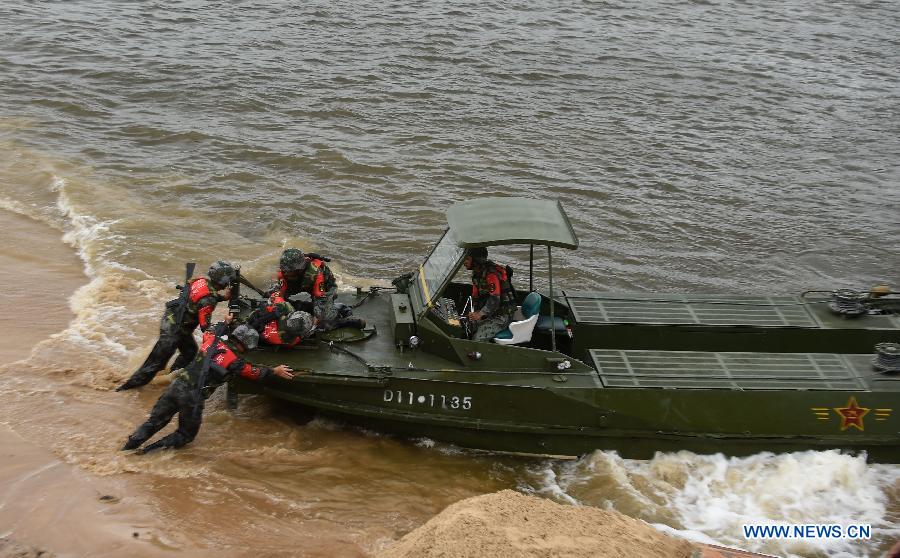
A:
[
  {"left": 548, "top": 246, "right": 556, "bottom": 353},
  {"left": 529, "top": 244, "right": 534, "bottom": 293}
]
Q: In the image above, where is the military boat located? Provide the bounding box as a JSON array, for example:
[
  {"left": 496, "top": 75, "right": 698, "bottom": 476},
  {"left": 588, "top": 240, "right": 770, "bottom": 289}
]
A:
[{"left": 228, "top": 198, "right": 900, "bottom": 462}]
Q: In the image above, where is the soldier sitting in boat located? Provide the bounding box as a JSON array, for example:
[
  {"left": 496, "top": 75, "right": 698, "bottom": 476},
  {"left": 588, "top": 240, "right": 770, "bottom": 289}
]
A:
[
  {"left": 121, "top": 321, "right": 294, "bottom": 453},
  {"left": 463, "top": 247, "right": 517, "bottom": 342},
  {"left": 116, "top": 260, "right": 237, "bottom": 392},
  {"left": 246, "top": 292, "right": 316, "bottom": 347},
  {"left": 270, "top": 248, "right": 365, "bottom": 331}
]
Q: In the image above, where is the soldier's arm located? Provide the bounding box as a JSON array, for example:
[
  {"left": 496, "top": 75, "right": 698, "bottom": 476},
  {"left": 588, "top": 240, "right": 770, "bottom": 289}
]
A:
[
  {"left": 197, "top": 295, "right": 219, "bottom": 331},
  {"left": 226, "top": 357, "right": 272, "bottom": 381}
]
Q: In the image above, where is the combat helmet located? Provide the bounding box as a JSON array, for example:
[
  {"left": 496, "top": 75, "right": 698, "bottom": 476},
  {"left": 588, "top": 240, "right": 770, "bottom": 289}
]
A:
[
  {"left": 231, "top": 324, "right": 259, "bottom": 350},
  {"left": 469, "top": 246, "right": 488, "bottom": 262},
  {"left": 285, "top": 311, "right": 315, "bottom": 338},
  {"left": 279, "top": 248, "right": 306, "bottom": 272},
  {"left": 208, "top": 260, "right": 237, "bottom": 289}
]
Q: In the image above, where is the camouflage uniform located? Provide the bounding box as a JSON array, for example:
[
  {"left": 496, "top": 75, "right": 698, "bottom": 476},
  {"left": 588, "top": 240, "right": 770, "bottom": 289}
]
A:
[
  {"left": 470, "top": 260, "right": 516, "bottom": 342},
  {"left": 122, "top": 329, "right": 273, "bottom": 453},
  {"left": 117, "top": 277, "right": 221, "bottom": 391},
  {"left": 273, "top": 251, "right": 342, "bottom": 330},
  {"left": 247, "top": 294, "right": 313, "bottom": 347}
]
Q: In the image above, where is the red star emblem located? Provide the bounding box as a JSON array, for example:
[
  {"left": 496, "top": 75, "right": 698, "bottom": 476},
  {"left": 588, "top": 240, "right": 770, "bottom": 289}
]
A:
[{"left": 834, "top": 396, "right": 870, "bottom": 431}]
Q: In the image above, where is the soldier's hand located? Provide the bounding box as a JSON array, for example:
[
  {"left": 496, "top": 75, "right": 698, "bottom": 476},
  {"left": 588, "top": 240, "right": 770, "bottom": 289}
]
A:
[
  {"left": 222, "top": 286, "right": 233, "bottom": 300},
  {"left": 467, "top": 311, "right": 484, "bottom": 322},
  {"left": 273, "top": 365, "right": 294, "bottom": 380},
  {"left": 224, "top": 313, "right": 235, "bottom": 325}
]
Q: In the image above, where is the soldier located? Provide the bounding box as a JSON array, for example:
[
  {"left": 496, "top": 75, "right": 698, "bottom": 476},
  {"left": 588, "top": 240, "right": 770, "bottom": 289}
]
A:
[
  {"left": 121, "top": 323, "right": 293, "bottom": 453},
  {"left": 272, "top": 248, "right": 364, "bottom": 331},
  {"left": 463, "top": 247, "right": 516, "bottom": 342},
  {"left": 116, "top": 261, "right": 236, "bottom": 391},
  {"left": 247, "top": 292, "right": 315, "bottom": 347}
]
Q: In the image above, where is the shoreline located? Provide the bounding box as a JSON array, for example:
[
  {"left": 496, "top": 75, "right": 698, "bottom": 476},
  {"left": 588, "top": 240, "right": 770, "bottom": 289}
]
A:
[
  {"left": 0, "top": 210, "right": 86, "bottom": 365},
  {"left": 0, "top": 210, "right": 178, "bottom": 557}
]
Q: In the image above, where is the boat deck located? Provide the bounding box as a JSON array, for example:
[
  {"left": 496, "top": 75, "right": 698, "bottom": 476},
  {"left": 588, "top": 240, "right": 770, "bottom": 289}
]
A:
[
  {"left": 589, "top": 349, "right": 898, "bottom": 391},
  {"left": 564, "top": 291, "right": 900, "bottom": 329}
]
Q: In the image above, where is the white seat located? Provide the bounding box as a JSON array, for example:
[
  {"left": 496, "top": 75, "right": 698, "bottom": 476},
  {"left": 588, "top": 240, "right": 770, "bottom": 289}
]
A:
[
  {"left": 494, "top": 292, "right": 542, "bottom": 345},
  {"left": 494, "top": 313, "right": 539, "bottom": 345}
]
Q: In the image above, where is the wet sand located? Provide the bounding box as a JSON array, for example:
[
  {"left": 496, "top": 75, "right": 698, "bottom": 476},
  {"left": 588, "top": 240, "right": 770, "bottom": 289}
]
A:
[
  {"left": 0, "top": 211, "right": 181, "bottom": 557},
  {"left": 0, "top": 424, "right": 200, "bottom": 558}
]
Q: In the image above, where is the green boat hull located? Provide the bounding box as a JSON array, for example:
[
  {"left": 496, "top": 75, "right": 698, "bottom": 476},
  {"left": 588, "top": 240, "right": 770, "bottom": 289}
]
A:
[{"left": 230, "top": 289, "right": 900, "bottom": 462}]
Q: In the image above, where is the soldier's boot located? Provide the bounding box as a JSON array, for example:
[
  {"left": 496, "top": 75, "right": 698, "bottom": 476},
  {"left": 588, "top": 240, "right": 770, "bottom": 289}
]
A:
[
  {"left": 140, "top": 427, "right": 197, "bottom": 454},
  {"left": 115, "top": 369, "right": 157, "bottom": 391},
  {"left": 341, "top": 317, "right": 367, "bottom": 330},
  {"left": 121, "top": 435, "right": 145, "bottom": 451}
]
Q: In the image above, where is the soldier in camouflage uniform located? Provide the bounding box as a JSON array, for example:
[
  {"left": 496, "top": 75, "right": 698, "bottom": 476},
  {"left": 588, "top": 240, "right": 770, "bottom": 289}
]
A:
[
  {"left": 116, "top": 261, "right": 236, "bottom": 391},
  {"left": 464, "top": 247, "right": 516, "bottom": 342},
  {"left": 247, "top": 292, "right": 315, "bottom": 347},
  {"left": 272, "top": 248, "right": 365, "bottom": 331},
  {"left": 121, "top": 323, "right": 294, "bottom": 453}
]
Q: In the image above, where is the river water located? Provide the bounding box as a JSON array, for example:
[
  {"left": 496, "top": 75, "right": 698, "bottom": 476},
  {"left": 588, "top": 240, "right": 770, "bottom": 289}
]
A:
[{"left": 0, "top": 1, "right": 897, "bottom": 556}]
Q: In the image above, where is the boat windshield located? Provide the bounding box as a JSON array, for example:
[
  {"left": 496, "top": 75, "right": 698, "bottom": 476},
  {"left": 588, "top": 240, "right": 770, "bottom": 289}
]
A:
[{"left": 417, "top": 229, "right": 465, "bottom": 306}]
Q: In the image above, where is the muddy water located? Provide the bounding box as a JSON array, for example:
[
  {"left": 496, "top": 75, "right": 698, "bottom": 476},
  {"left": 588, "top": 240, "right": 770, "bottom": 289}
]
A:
[{"left": 0, "top": 1, "right": 898, "bottom": 556}]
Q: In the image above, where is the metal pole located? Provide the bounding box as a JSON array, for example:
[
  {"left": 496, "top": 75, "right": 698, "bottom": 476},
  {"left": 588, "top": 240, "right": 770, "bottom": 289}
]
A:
[
  {"left": 529, "top": 244, "right": 534, "bottom": 293},
  {"left": 548, "top": 245, "right": 556, "bottom": 353}
]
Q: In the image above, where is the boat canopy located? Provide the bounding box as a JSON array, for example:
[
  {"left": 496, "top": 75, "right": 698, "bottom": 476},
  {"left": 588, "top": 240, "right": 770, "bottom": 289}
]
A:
[{"left": 446, "top": 198, "right": 579, "bottom": 250}]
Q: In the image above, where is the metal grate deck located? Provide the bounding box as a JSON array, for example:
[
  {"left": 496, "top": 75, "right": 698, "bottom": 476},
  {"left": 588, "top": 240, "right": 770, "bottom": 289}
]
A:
[
  {"left": 589, "top": 349, "right": 867, "bottom": 390},
  {"left": 565, "top": 292, "right": 820, "bottom": 328}
]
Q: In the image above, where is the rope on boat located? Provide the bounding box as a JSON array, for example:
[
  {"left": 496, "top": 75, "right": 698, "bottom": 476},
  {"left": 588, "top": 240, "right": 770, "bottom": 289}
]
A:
[
  {"left": 828, "top": 289, "right": 868, "bottom": 316},
  {"left": 320, "top": 339, "right": 392, "bottom": 377},
  {"left": 874, "top": 343, "right": 900, "bottom": 373},
  {"left": 350, "top": 285, "right": 395, "bottom": 309}
]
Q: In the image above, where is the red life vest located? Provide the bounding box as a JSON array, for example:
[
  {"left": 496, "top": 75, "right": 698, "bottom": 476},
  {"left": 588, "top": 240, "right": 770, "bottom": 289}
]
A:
[
  {"left": 187, "top": 278, "right": 216, "bottom": 330},
  {"left": 472, "top": 263, "right": 509, "bottom": 298},
  {"left": 200, "top": 331, "right": 239, "bottom": 369},
  {"left": 262, "top": 321, "right": 282, "bottom": 344},
  {"left": 309, "top": 259, "right": 326, "bottom": 297},
  {"left": 199, "top": 331, "right": 267, "bottom": 381},
  {"left": 275, "top": 259, "right": 327, "bottom": 298},
  {"left": 261, "top": 321, "right": 300, "bottom": 347},
  {"left": 189, "top": 278, "right": 212, "bottom": 302}
]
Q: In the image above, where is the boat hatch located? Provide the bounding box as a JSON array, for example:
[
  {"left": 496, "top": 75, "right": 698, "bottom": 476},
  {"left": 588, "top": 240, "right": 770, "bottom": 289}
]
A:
[
  {"left": 566, "top": 292, "right": 820, "bottom": 328},
  {"left": 590, "top": 349, "right": 868, "bottom": 390}
]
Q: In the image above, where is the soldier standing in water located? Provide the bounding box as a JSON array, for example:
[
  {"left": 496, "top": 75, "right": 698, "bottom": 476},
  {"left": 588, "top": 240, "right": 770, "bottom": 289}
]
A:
[{"left": 116, "top": 261, "right": 236, "bottom": 391}]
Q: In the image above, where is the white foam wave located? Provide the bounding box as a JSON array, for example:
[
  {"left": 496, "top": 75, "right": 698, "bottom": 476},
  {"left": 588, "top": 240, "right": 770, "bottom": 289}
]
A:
[
  {"left": 526, "top": 464, "right": 580, "bottom": 505},
  {"left": 0, "top": 196, "right": 49, "bottom": 224},
  {"left": 0, "top": 174, "right": 177, "bottom": 376},
  {"left": 53, "top": 175, "right": 125, "bottom": 277},
  {"left": 539, "top": 449, "right": 898, "bottom": 558}
]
